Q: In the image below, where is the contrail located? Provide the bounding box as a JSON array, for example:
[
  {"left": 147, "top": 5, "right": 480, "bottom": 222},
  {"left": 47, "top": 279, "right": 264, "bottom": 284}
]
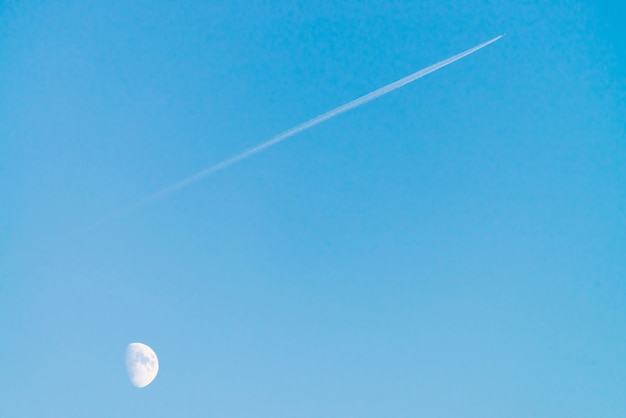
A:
[
  {"left": 142, "top": 34, "right": 503, "bottom": 205},
  {"left": 63, "top": 35, "right": 503, "bottom": 238}
]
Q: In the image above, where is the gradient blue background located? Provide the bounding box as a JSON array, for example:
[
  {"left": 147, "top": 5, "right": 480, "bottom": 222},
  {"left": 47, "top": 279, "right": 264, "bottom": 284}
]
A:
[{"left": 1, "top": 1, "right": 625, "bottom": 416}]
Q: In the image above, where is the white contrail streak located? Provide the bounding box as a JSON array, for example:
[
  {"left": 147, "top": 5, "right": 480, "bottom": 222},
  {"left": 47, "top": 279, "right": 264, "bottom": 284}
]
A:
[
  {"left": 63, "top": 34, "right": 503, "bottom": 238},
  {"left": 139, "top": 34, "right": 503, "bottom": 206}
]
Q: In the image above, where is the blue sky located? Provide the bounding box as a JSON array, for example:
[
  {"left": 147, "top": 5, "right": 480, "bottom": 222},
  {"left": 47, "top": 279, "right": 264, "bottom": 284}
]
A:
[{"left": 1, "top": 1, "right": 625, "bottom": 417}]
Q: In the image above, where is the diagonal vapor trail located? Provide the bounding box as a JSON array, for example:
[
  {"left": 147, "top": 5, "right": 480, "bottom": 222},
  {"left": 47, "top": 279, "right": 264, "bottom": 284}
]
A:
[
  {"left": 141, "top": 34, "right": 503, "bottom": 206},
  {"left": 64, "top": 34, "right": 503, "bottom": 238}
]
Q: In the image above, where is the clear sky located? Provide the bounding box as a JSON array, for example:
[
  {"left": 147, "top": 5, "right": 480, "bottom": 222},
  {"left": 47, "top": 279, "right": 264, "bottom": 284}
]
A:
[{"left": 1, "top": 1, "right": 625, "bottom": 417}]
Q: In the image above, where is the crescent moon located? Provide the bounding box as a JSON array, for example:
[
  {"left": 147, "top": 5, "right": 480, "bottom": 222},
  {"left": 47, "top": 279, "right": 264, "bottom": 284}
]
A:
[{"left": 125, "top": 342, "right": 159, "bottom": 388}]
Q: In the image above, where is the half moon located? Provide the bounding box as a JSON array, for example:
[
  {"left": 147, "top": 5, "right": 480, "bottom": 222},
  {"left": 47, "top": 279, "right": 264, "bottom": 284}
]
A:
[{"left": 125, "top": 342, "right": 159, "bottom": 388}]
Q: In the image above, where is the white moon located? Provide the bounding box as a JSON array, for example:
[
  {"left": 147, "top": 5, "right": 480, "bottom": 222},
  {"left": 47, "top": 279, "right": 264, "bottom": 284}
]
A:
[{"left": 125, "top": 342, "right": 159, "bottom": 388}]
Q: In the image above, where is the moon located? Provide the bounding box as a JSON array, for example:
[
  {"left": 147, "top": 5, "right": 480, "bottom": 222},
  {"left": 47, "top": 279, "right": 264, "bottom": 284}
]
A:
[{"left": 125, "top": 342, "right": 159, "bottom": 388}]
